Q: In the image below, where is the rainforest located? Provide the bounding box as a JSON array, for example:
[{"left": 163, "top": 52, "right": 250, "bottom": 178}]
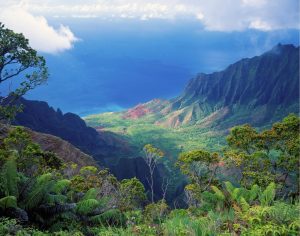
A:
[{"left": 0, "top": 1, "right": 299, "bottom": 235}]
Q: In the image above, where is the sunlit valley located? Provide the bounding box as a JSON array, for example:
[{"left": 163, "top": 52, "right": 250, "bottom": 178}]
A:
[{"left": 0, "top": 1, "right": 299, "bottom": 235}]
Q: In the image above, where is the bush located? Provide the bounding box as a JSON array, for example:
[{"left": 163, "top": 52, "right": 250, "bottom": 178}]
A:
[{"left": 143, "top": 200, "right": 169, "bottom": 224}]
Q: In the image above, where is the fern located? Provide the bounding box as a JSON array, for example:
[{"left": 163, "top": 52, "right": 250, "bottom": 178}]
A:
[
  {"left": 52, "top": 179, "right": 71, "bottom": 194},
  {"left": 46, "top": 193, "right": 68, "bottom": 204},
  {"left": 239, "top": 197, "right": 250, "bottom": 212},
  {"left": 0, "top": 196, "right": 17, "bottom": 209},
  {"left": 211, "top": 186, "right": 225, "bottom": 201},
  {"left": 0, "top": 155, "right": 18, "bottom": 197},
  {"left": 224, "top": 181, "right": 235, "bottom": 196},
  {"left": 82, "top": 188, "right": 98, "bottom": 201},
  {"left": 259, "top": 182, "right": 276, "bottom": 206},
  {"left": 289, "top": 219, "right": 300, "bottom": 233},
  {"left": 248, "top": 184, "right": 260, "bottom": 202},
  {"left": 76, "top": 199, "right": 100, "bottom": 215},
  {"left": 90, "top": 209, "right": 126, "bottom": 227},
  {"left": 268, "top": 202, "right": 299, "bottom": 225},
  {"left": 20, "top": 173, "right": 55, "bottom": 210}
]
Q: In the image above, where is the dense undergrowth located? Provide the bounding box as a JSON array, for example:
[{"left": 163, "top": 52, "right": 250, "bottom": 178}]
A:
[{"left": 0, "top": 114, "right": 299, "bottom": 235}]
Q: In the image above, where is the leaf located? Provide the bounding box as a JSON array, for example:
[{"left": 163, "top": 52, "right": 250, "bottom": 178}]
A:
[
  {"left": 52, "top": 179, "right": 70, "bottom": 194},
  {"left": 211, "top": 186, "right": 225, "bottom": 201},
  {"left": 0, "top": 196, "right": 17, "bottom": 209},
  {"left": 76, "top": 199, "right": 100, "bottom": 215},
  {"left": 0, "top": 155, "right": 18, "bottom": 197},
  {"left": 239, "top": 197, "right": 250, "bottom": 212},
  {"left": 82, "top": 188, "right": 98, "bottom": 201},
  {"left": 259, "top": 182, "right": 276, "bottom": 206},
  {"left": 20, "top": 173, "right": 54, "bottom": 210},
  {"left": 249, "top": 184, "right": 260, "bottom": 202}
]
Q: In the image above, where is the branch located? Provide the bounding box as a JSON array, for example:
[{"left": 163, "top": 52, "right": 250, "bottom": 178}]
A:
[{"left": 0, "top": 65, "right": 29, "bottom": 82}]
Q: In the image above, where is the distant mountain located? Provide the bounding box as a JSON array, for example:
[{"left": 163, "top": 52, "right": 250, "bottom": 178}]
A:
[
  {"left": 12, "top": 98, "right": 134, "bottom": 163},
  {"left": 120, "top": 44, "right": 299, "bottom": 128}
]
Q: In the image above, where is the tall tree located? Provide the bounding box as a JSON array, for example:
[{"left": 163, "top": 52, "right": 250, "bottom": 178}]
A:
[
  {"left": 143, "top": 144, "right": 164, "bottom": 203},
  {"left": 0, "top": 23, "right": 48, "bottom": 122}
]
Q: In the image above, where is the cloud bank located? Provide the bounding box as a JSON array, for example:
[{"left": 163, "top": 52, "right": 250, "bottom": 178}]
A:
[
  {"left": 0, "top": 0, "right": 298, "bottom": 54},
  {"left": 20, "top": 0, "right": 300, "bottom": 31},
  {"left": 0, "top": 6, "right": 78, "bottom": 54}
]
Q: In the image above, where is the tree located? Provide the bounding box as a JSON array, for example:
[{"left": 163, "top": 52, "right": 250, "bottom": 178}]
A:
[
  {"left": 176, "top": 150, "right": 220, "bottom": 206},
  {"left": 119, "top": 178, "right": 146, "bottom": 211},
  {"left": 177, "top": 150, "right": 220, "bottom": 190},
  {"left": 143, "top": 144, "right": 164, "bottom": 203},
  {"left": 225, "top": 114, "right": 299, "bottom": 195},
  {"left": 0, "top": 23, "right": 48, "bottom": 122}
]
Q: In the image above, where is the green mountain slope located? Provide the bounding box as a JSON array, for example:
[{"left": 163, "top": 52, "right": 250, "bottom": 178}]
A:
[{"left": 85, "top": 44, "right": 299, "bottom": 159}]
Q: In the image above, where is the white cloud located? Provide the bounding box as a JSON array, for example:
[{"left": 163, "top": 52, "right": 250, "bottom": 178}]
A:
[
  {"left": 0, "top": 0, "right": 299, "bottom": 32},
  {"left": 0, "top": 6, "right": 78, "bottom": 54},
  {"left": 197, "top": 0, "right": 299, "bottom": 31},
  {"left": 249, "top": 19, "right": 272, "bottom": 31},
  {"left": 242, "top": 0, "right": 267, "bottom": 7}
]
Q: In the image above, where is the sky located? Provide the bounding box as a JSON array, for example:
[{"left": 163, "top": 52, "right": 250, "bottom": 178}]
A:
[{"left": 0, "top": 0, "right": 299, "bottom": 116}]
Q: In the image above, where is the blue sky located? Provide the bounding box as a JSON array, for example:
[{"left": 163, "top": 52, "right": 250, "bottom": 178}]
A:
[{"left": 0, "top": 1, "right": 299, "bottom": 115}]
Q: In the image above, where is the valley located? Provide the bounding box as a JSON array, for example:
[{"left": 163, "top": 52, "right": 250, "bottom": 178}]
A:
[
  {"left": 0, "top": 1, "right": 299, "bottom": 233},
  {"left": 84, "top": 44, "right": 299, "bottom": 162}
]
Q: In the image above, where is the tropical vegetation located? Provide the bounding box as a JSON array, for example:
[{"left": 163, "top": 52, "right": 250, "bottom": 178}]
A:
[
  {"left": 0, "top": 114, "right": 299, "bottom": 235},
  {"left": 0, "top": 23, "right": 299, "bottom": 236}
]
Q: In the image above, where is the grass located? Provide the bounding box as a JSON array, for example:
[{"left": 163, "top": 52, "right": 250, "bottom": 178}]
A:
[{"left": 84, "top": 111, "right": 226, "bottom": 163}]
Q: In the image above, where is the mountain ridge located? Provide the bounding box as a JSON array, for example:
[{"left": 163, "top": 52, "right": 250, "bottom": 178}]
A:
[{"left": 108, "top": 44, "right": 299, "bottom": 129}]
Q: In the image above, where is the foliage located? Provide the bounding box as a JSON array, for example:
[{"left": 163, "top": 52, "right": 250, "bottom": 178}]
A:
[
  {"left": 120, "top": 178, "right": 146, "bottom": 211},
  {"left": 225, "top": 114, "right": 299, "bottom": 194},
  {"left": 143, "top": 200, "right": 169, "bottom": 224},
  {"left": 91, "top": 209, "right": 126, "bottom": 227},
  {"left": 0, "top": 96, "right": 298, "bottom": 236},
  {"left": 0, "top": 23, "right": 48, "bottom": 122},
  {"left": 177, "top": 150, "right": 220, "bottom": 206}
]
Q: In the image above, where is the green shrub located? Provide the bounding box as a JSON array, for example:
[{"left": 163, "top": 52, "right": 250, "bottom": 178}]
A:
[{"left": 143, "top": 200, "right": 169, "bottom": 224}]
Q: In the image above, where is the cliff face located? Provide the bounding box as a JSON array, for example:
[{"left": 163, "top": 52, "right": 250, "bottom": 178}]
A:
[
  {"left": 119, "top": 44, "right": 299, "bottom": 128},
  {"left": 180, "top": 44, "right": 298, "bottom": 108},
  {"left": 161, "top": 44, "right": 299, "bottom": 128}
]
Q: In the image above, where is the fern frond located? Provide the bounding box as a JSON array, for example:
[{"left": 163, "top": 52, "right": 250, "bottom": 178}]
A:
[
  {"left": 0, "top": 196, "right": 17, "bottom": 209},
  {"left": 90, "top": 209, "right": 125, "bottom": 226},
  {"left": 239, "top": 197, "right": 250, "bottom": 212},
  {"left": 0, "top": 155, "right": 18, "bottom": 197},
  {"left": 211, "top": 186, "right": 225, "bottom": 201},
  {"left": 76, "top": 199, "right": 100, "bottom": 215},
  {"left": 20, "top": 173, "right": 55, "bottom": 210},
  {"left": 201, "top": 191, "right": 217, "bottom": 203},
  {"left": 249, "top": 184, "right": 260, "bottom": 202},
  {"left": 52, "top": 179, "right": 71, "bottom": 194},
  {"left": 46, "top": 193, "right": 67, "bottom": 204},
  {"left": 231, "top": 188, "right": 241, "bottom": 201},
  {"left": 224, "top": 181, "right": 235, "bottom": 196},
  {"left": 259, "top": 182, "right": 276, "bottom": 206},
  {"left": 82, "top": 188, "right": 98, "bottom": 200}
]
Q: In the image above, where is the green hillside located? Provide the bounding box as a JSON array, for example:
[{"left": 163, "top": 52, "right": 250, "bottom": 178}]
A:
[
  {"left": 85, "top": 44, "right": 299, "bottom": 162},
  {"left": 85, "top": 110, "right": 226, "bottom": 161}
]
